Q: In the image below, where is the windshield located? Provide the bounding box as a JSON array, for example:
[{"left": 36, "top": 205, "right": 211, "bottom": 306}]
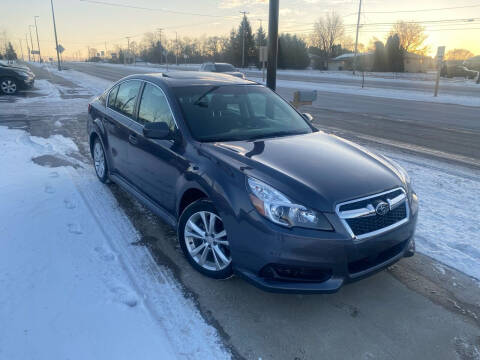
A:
[
  {"left": 214, "top": 64, "right": 235, "bottom": 72},
  {"left": 173, "top": 85, "right": 313, "bottom": 142}
]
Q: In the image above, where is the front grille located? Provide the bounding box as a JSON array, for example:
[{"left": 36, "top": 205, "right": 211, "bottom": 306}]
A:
[
  {"left": 337, "top": 188, "right": 409, "bottom": 239},
  {"left": 347, "top": 202, "right": 407, "bottom": 236}
]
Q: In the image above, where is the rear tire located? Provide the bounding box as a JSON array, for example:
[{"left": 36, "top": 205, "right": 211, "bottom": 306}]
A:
[
  {"left": 178, "top": 199, "right": 233, "bottom": 279},
  {"left": 0, "top": 77, "right": 18, "bottom": 95},
  {"left": 92, "top": 138, "right": 109, "bottom": 183}
]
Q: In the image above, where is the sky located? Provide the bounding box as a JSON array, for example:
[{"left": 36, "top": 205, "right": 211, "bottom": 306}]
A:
[{"left": 1, "top": 0, "right": 479, "bottom": 60}]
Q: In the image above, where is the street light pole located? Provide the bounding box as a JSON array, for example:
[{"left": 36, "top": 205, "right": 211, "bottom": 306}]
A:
[
  {"left": 28, "top": 26, "right": 36, "bottom": 62},
  {"left": 266, "top": 0, "right": 279, "bottom": 90},
  {"left": 240, "top": 11, "right": 249, "bottom": 68},
  {"left": 34, "top": 16, "right": 42, "bottom": 62},
  {"left": 18, "top": 39, "right": 25, "bottom": 61},
  {"left": 126, "top": 36, "right": 130, "bottom": 65},
  {"left": 353, "top": 0, "right": 362, "bottom": 75},
  {"left": 25, "top": 34, "right": 31, "bottom": 62},
  {"left": 51, "top": 0, "right": 62, "bottom": 70}
]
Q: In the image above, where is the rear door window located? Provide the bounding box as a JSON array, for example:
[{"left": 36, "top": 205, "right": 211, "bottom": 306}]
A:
[
  {"left": 113, "top": 80, "right": 141, "bottom": 118},
  {"left": 107, "top": 85, "right": 119, "bottom": 108}
]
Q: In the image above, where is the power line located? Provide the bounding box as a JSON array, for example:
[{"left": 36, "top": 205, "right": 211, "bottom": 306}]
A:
[
  {"left": 79, "top": 0, "right": 235, "bottom": 19},
  {"left": 359, "top": 3, "right": 480, "bottom": 14}
]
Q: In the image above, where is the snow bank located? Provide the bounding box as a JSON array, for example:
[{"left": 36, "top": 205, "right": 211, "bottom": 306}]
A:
[
  {"left": 0, "top": 126, "right": 230, "bottom": 359},
  {"left": 252, "top": 77, "right": 480, "bottom": 107}
]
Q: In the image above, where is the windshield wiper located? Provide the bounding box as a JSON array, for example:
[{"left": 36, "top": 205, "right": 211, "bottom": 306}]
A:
[{"left": 246, "top": 130, "right": 307, "bottom": 141}]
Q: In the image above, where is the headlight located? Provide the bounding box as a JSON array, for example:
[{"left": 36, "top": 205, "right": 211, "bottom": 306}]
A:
[
  {"left": 247, "top": 177, "right": 333, "bottom": 230},
  {"left": 14, "top": 70, "right": 30, "bottom": 78}
]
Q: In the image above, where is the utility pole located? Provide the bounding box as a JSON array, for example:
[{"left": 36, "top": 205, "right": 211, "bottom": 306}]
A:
[
  {"left": 87, "top": 46, "right": 90, "bottom": 61},
  {"left": 157, "top": 28, "right": 163, "bottom": 65},
  {"left": 175, "top": 31, "right": 178, "bottom": 66},
  {"left": 25, "top": 34, "right": 31, "bottom": 62},
  {"left": 353, "top": 0, "right": 362, "bottom": 75},
  {"left": 266, "top": 0, "right": 279, "bottom": 90},
  {"left": 34, "top": 16, "right": 42, "bottom": 62},
  {"left": 28, "top": 25, "right": 36, "bottom": 62},
  {"left": 51, "top": 0, "right": 61, "bottom": 70},
  {"left": 18, "top": 39, "right": 24, "bottom": 61},
  {"left": 126, "top": 36, "right": 130, "bottom": 65},
  {"left": 240, "top": 11, "right": 249, "bottom": 68},
  {"left": 104, "top": 41, "right": 108, "bottom": 60}
]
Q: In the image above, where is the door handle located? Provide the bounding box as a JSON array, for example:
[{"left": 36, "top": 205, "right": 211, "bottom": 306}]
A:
[{"left": 128, "top": 134, "right": 138, "bottom": 145}]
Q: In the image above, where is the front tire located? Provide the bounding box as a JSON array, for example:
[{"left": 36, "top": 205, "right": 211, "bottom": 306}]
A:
[
  {"left": 178, "top": 199, "right": 233, "bottom": 279},
  {"left": 0, "top": 77, "right": 18, "bottom": 95},
  {"left": 92, "top": 138, "right": 109, "bottom": 183}
]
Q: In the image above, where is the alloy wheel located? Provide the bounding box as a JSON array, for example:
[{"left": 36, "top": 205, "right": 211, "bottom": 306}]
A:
[
  {"left": 93, "top": 141, "right": 106, "bottom": 179},
  {"left": 1, "top": 79, "right": 17, "bottom": 94},
  {"left": 184, "top": 211, "right": 231, "bottom": 271}
]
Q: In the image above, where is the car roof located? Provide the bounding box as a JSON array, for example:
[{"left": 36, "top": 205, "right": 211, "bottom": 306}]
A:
[{"left": 121, "top": 71, "right": 256, "bottom": 87}]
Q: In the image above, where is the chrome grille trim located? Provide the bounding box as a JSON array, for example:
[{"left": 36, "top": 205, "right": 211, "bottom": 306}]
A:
[{"left": 335, "top": 187, "right": 410, "bottom": 241}]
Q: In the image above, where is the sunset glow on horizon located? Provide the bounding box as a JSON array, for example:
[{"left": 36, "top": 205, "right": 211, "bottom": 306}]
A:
[{"left": 2, "top": 0, "right": 479, "bottom": 60}]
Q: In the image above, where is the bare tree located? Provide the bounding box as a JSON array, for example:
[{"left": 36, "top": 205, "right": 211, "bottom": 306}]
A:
[
  {"left": 445, "top": 48, "right": 474, "bottom": 61},
  {"left": 311, "top": 11, "right": 345, "bottom": 66},
  {"left": 389, "top": 21, "right": 428, "bottom": 55}
]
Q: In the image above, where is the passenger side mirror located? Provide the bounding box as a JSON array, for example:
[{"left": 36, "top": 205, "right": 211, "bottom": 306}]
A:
[
  {"left": 143, "top": 122, "right": 172, "bottom": 140},
  {"left": 302, "top": 113, "right": 314, "bottom": 122}
]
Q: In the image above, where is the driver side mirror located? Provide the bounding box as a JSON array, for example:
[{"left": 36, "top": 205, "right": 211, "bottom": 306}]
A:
[
  {"left": 302, "top": 113, "right": 314, "bottom": 122},
  {"left": 143, "top": 122, "right": 172, "bottom": 140}
]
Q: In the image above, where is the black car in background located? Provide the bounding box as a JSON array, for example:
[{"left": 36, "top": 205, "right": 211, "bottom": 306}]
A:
[
  {"left": 0, "top": 61, "right": 35, "bottom": 95},
  {"left": 87, "top": 72, "right": 418, "bottom": 293},
  {"left": 441, "top": 64, "right": 478, "bottom": 79},
  {"left": 199, "top": 62, "right": 245, "bottom": 79}
]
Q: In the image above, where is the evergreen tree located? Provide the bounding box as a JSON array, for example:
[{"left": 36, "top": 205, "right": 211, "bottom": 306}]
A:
[
  {"left": 278, "top": 34, "right": 310, "bottom": 69},
  {"left": 255, "top": 26, "right": 267, "bottom": 47},
  {"left": 372, "top": 41, "right": 387, "bottom": 72},
  {"left": 235, "top": 15, "right": 256, "bottom": 67},
  {"left": 385, "top": 34, "right": 404, "bottom": 72},
  {"left": 5, "top": 42, "right": 17, "bottom": 61}
]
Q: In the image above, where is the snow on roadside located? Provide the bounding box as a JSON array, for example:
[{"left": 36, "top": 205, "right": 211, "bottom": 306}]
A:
[
  {"left": 374, "top": 148, "right": 480, "bottom": 281},
  {"left": 0, "top": 132, "right": 230, "bottom": 358},
  {"left": 251, "top": 77, "right": 480, "bottom": 107}
]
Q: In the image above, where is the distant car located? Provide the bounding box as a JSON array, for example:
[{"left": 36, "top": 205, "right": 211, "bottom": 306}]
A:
[
  {"left": 199, "top": 62, "right": 245, "bottom": 79},
  {"left": 0, "top": 61, "right": 35, "bottom": 95},
  {"left": 441, "top": 64, "right": 478, "bottom": 80},
  {"left": 86, "top": 71, "right": 418, "bottom": 294}
]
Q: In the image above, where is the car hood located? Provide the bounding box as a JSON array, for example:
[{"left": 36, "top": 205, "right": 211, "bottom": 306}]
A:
[
  {"left": 224, "top": 71, "right": 244, "bottom": 78},
  {"left": 4, "top": 65, "right": 33, "bottom": 74},
  {"left": 201, "top": 131, "right": 405, "bottom": 212}
]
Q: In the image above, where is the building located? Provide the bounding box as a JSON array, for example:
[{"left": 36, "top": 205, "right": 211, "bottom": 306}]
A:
[
  {"left": 328, "top": 52, "right": 374, "bottom": 71},
  {"left": 404, "top": 52, "right": 434, "bottom": 73}
]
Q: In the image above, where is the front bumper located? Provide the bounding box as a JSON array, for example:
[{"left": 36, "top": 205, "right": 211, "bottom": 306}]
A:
[
  {"left": 227, "top": 199, "right": 418, "bottom": 294},
  {"left": 18, "top": 75, "right": 35, "bottom": 89}
]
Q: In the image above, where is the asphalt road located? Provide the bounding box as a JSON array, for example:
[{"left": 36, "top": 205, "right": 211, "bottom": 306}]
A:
[
  {"left": 6, "top": 62, "right": 478, "bottom": 360},
  {"left": 65, "top": 62, "right": 480, "bottom": 168},
  {"left": 241, "top": 69, "right": 480, "bottom": 98}
]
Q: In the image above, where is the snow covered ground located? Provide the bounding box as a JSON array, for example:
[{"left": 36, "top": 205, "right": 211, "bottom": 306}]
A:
[
  {"left": 0, "top": 71, "right": 230, "bottom": 359},
  {"left": 250, "top": 77, "right": 480, "bottom": 107}
]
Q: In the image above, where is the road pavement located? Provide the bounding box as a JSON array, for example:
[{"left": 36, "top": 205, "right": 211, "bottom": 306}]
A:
[{"left": 65, "top": 62, "right": 480, "bottom": 168}]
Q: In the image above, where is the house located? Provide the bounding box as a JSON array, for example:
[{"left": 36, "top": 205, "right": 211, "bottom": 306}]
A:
[
  {"left": 328, "top": 52, "right": 373, "bottom": 71},
  {"left": 403, "top": 52, "right": 434, "bottom": 72}
]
